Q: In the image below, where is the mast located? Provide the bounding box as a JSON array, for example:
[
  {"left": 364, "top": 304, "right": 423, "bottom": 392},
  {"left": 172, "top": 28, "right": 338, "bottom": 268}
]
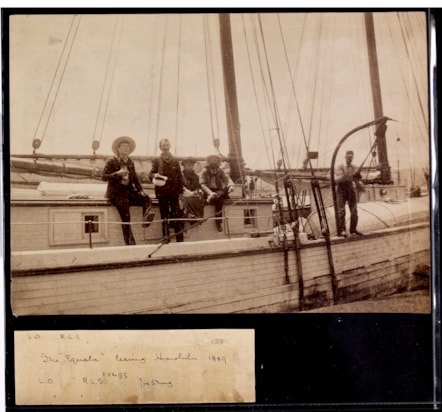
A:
[
  {"left": 218, "top": 13, "right": 244, "bottom": 184},
  {"left": 364, "top": 12, "right": 392, "bottom": 183}
]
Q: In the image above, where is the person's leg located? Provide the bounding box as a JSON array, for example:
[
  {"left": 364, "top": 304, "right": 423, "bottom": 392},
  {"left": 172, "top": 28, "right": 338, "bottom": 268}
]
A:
[
  {"left": 111, "top": 196, "right": 136, "bottom": 245},
  {"left": 157, "top": 197, "right": 170, "bottom": 241},
  {"left": 336, "top": 188, "right": 347, "bottom": 236},
  {"left": 129, "top": 192, "right": 154, "bottom": 228},
  {"left": 170, "top": 196, "right": 184, "bottom": 242},
  {"left": 213, "top": 196, "right": 224, "bottom": 231},
  {"left": 348, "top": 189, "right": 361, "bottom": 234}
]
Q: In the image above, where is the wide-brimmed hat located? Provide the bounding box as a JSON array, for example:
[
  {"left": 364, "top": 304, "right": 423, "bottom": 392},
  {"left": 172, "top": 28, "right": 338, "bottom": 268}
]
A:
[
  {"left": 181, "top": 156, "right": 197, "bottom": 167},
  {"left": 112, "top": 136, "right": 136, "bottom": 155},
  {"left": 206, "top": 154, "right": 221, "bottom": 165}
]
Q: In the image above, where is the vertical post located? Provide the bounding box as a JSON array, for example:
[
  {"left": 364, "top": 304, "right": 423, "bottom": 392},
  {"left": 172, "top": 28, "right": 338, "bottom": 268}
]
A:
[
  {"left": 219, "top": 13, "right": 244, "bottom": 185},
  {"left": 87, "top": 220, "right": 93, "bottom": 249},
  {"left": 364, "top": 12, "right": 391, "bottom": 183}
]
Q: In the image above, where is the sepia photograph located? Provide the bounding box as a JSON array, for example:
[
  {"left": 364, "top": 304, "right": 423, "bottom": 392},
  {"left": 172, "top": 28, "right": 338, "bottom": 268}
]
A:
[{"left": 8, "top": 10, "right": 432, "bottom": 316}]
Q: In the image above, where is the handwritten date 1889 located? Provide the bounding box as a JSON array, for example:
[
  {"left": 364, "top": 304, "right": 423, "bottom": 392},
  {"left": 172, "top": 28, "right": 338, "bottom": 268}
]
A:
[{"left": 208, "top": 355, "right": 227, "bottom": 364}]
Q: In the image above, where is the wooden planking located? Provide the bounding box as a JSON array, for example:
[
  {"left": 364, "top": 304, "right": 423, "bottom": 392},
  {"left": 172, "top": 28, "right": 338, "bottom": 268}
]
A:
[
  {"left": 10, "top": 223, "right": 431, "bottom": 315},
  {"left": 171, "top": 284, "right": 299, "bottom": 314},
  {"left": 303, "top": 274, "right": 335, "bottom": 308},
  {"left": 10, "top": 206, "right": 50, "bottom": 250},
  {"left": 335, "top": 250, "right": 429, "bottom": 303},
  {"left": 332, "top": 225, "right": 429, "bottom": 273},
  {"left": 12, "top": 249, "right": 295, "bottom": 315}
]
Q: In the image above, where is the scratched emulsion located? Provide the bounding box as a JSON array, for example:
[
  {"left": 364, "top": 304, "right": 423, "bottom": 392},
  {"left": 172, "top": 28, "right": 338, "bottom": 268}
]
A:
[{"left": 14, "top": 330, "right": 255, "bottom": 405}]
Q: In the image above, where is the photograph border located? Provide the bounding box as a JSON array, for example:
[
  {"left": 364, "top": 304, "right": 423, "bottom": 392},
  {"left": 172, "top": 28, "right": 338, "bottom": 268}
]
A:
[{"left": 2, "top": 6, "right": 440, "bottom": 411}]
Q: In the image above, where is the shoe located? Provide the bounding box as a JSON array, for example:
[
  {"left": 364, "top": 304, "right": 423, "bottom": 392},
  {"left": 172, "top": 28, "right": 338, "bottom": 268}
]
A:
[
  {"left": 216, "top": 224, "right": 223, "bottom": 232},
  {"left": 339, "top": 231, "right": 347, "bottom": 238},
  {"left": 350, "top": 230, "right": 363, "bottom": 236},
  {"left": 142, "top": 211, "right": 155, "bottom": 228}
]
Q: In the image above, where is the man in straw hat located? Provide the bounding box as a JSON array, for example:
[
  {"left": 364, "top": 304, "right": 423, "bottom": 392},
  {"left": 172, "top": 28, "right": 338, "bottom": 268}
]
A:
[
  {"left": 200, "top": 154, "right": 232, "bottom": 232},
  {"left": 149, "top": 138, "right": 184, "bottom": 243},
  {"left": 102, "top": 136, "right": 154, "bottom": 245}
]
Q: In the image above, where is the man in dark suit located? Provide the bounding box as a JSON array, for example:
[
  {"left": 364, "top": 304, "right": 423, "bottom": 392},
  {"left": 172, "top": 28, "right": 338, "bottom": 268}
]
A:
[
  {"left": 149, "top": 138, "right": 184, "bottom": 243},
  {"left": 102, "top": 136, "right": 154, "bottom": 245}
]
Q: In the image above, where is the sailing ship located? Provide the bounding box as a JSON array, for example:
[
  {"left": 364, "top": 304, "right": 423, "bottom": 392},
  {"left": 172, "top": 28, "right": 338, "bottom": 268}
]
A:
[{"left": 8, "top": 12, "right": 431, "bottom": 315}]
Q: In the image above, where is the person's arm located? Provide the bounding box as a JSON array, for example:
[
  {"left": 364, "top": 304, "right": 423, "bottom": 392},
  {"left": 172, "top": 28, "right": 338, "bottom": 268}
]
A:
[
  {"left": 149, "top": 158, "right": 159, "bottom": 182},
  {"left": 220, "top": 169, "right": 230, "bottom": 188},
  {"left": 176, "top": 160, "right": 184, "bottom": 193},
  {"left": 199, "top": 170, "right": 216, "bottom": 199},
  {"left": 102, "top": 158, "right": 121, "bottom": 182},
  {"left": 335, "top": 164, "right": 348, "bottom": 183},
  {"left": 218, "top": 169, "right": 233, "bottom": 195}
]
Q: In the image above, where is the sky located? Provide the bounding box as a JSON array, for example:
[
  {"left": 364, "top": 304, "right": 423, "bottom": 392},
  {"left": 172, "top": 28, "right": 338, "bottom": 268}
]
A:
[{"left": 7, "top": 10, "right": 430, "bottom": 175}]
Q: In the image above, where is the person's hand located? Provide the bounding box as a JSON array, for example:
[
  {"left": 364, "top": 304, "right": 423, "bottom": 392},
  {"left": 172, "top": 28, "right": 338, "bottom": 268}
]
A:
[
  {"left": 183, "top": 188, "right": 193, "bottom": 198},
  {"left": 114, "top": 168, "right": 128, "bottom": 176}
]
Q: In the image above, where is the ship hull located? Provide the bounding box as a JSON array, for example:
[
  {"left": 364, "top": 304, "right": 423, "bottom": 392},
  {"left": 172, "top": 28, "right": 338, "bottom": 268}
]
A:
[{"left": 11, "top": 220, "right": 430, "bottom": 315}]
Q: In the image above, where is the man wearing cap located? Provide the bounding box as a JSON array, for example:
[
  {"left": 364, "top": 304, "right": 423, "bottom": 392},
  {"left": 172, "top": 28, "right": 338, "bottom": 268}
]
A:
[
  {"left": 102, "top": 136, "right": 154, "bottom": 245},
  {"left": 181, "top": 157, "right": 205, "bottom": 221},
  {"left": 335, "top": 150, "right": 363, "bottom": 237},
  {"left": 149, "top": 138, "right": 184, "bottom": 242},
  {"left": 200, "top": 154, "right": 231, "bottom": 232}
]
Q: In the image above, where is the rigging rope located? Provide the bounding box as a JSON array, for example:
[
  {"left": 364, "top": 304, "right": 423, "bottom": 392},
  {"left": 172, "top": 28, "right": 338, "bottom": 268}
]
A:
[
  {"left": 153, "top": 15, "right": 169, "bottom": 155},
  {"left": 204, "top": 15, "right": 221, "bottom": 154},
  {"left": 147, "top": 19, "right": 159, "bottom": 156},
  {"left": 240, "top": 13, "right": 277, "bottom": 171},
  {"left": 32, "top": 15, "right": 81, "bottom": 152},
  {"left": 321, "top": 13, "right": 336, "bottom": 168},
  {"left": 174, "top": 15, "right": 182, "bottom": 152},
  {"left": 352, "top": 14, "right": 375, "bottom": 163},
  {"left": 250, "top": 16, "right": 279, "bottom": 171},
  {"left": 276, "top": 14, "right": 316, "bottom": 177},
  {"left": 277, "top": 13, "right": 307, "bottom": 169},
  {"left": 91, "top": 16, "right": 124, "bottom": 154},
  {"left": 306, "top": 14, "right": 323, "bottom": 153},
  {"left": 257, "top": 14, "right": 291, "bottom": 172},
  {"left": 394, "top": 13, "right": 429, "bottom": 139}
]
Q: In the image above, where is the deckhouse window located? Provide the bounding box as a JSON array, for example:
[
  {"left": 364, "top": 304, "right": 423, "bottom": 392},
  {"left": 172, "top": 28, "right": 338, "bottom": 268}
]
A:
[
  {"left": 244, "top": 209, "right": 257, "bottom": 228},
  {"left": 84, "top": 215, "right": 99, "bottom": 233},
  {"left": 49, "top": 208, "right": 108, "bottom": 246}
]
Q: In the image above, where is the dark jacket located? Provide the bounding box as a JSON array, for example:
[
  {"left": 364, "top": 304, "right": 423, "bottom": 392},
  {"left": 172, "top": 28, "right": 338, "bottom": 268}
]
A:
[
  {"left": 149, "top": 154, "right": 184, "bottom": 197},
  {"left": 200, "top": 166, "right": 229, "bottom": 196},
  {"left": 102, "top": 156, "right": 143, "bottom": 199},
  {"left": 183, "top": 170, "right": 200, "bottom": 192}
]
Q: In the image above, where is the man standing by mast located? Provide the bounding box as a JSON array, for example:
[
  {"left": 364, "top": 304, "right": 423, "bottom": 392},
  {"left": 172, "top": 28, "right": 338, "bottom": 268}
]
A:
[{"left": 335, "top": 150, "right": 363, "bottom": 237}]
